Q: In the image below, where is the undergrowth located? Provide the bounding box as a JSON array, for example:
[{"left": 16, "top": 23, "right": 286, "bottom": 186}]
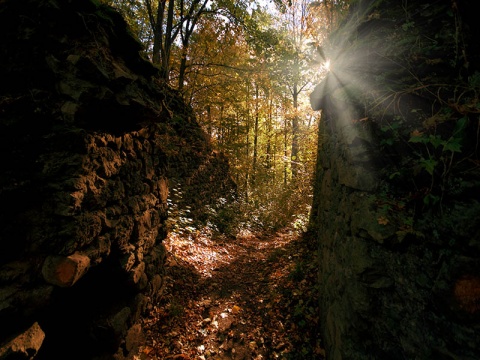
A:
[{"left": 167, "top": 167, "right": 313, "bottom": 239}]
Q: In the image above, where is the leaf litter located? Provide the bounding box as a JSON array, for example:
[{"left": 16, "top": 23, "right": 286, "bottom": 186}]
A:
[{"left": 136, "top": 228, "right": 325, "bottom": 359}]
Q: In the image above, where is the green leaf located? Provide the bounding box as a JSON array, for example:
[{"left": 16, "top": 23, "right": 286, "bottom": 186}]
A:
[
  {"left": 428, "top": 135, "right": 444, "bottom": 149},
  {"left": 420, "top": 158, "right": 437, "bottom": 175},
  {"left": 423, "top": 193, "right": 440, "bottom": 206},
  {"left": 389, "top": 171, "right": 401, "bottom": 179},
  {"left": 452, "top": 116, "right": 468, "bottom": 138},
  {"left": 409, "top": 134, "right": 428, "bottom": 143},
  {"left": 390, "top": 122, "right": 401, "bottom": 130},
  {"left": 443, "top": 139, "right": 462, "bottom": 153}
]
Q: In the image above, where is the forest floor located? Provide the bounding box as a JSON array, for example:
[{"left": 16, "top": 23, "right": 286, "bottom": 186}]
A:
[{"left": 135, "top": 227, "right": 325, "bottom": 360}]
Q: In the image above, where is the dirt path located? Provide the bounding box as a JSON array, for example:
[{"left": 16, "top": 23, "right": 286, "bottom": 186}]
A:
[{"left": 136, "top": 228, "right": 324, "bottom": 360}]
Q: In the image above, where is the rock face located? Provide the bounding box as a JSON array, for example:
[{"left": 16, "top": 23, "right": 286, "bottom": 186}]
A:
[
  {"left": 310, "top": 0, "right": 480, "bottom": 359},
  {"left": 0, "top": 0, "right": 234, "bottom": 358}
]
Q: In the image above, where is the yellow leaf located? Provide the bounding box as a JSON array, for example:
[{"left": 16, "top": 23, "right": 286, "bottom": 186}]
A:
[
  {"left": 232, "top": 305, "right": 241, "bottom": 314},
  {"left": 411, "top": 129, "right": 423, "bottom": 137},
  {"left": 377, "top": 216, "right": 389, "bottom": 225}
]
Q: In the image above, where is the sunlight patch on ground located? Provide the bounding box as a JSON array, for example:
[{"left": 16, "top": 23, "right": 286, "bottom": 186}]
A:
[
  {"left": 164, "top": 228, "right": 299, "bottom": 278},
  {"left": 235, "top": 228, "right": 256, "bottom": 240},
  {"left": 164, "top": 232, "right": 238, "bottom": 277}
]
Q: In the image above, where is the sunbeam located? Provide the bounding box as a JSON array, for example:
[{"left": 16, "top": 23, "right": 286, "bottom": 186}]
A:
[
  {"left": 309, "top": 1, "right": 417, "bottom": 191},
  {"left": 310, "top": 0, "right": 479, "bottom": 209}
]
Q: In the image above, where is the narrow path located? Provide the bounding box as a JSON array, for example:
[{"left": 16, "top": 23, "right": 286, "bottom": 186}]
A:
[{"left": 136, "top": 229, "right": 324, "bottom": 359}]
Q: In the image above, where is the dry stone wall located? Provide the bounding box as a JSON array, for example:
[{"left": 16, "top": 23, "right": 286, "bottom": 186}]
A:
[
  {"left": 0, "top": 0, "right": 234, "bottom": 359},
  {"left": 310, "top": 0, "right": 480, "bottom": 359},
  {"left": 312, "top": 93, "right": 480, "bottom": 360}
]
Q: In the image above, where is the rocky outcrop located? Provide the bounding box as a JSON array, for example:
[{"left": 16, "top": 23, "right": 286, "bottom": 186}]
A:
[
  {"left": 0, "top": 0, "right": 234, "bottom": 359},
  {"left": 310, "top": 0, "right": 480, "bottom": 359}
]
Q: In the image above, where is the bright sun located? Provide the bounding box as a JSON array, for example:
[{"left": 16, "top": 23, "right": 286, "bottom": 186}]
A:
[{"left": 324, "top": 59, "right": 331, "bottom": 72}]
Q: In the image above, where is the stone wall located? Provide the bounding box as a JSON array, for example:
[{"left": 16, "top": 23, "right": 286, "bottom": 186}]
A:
[
  {"left": 0, "top": 0, "right": 234, "bottom": 358},
  {"left": 312, "top": 93, "right": 480, "bottom": 360},
  {"left": 310, "top": 1, "right": 480, "bottom": 359}
]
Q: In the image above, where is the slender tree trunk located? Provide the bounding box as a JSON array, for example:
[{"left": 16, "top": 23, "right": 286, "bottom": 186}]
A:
[
  {"left": 291, "top": 85, "right": 300, "bottom": 178},
  {"left": 178, "top": 0, "right": 208, "bottom": 90},
  {"left": 206, "top": 105, "right": 212, "bottom": 139},
  {"left": 152, "top": 33, "right": 162, "bottom": 65},
  {"left": 252, "top": 82, "right": 259, "bottom": 181},
  {"left": 266, "top": 89, "right": 273, "bottom": 171},
  {"left": 235, "top": 112, "right": 240, "bottom": 185},
  {"left": 160, "top": 0, "right": 175, "bottom": 81},
  {"left": 178, "top": 49, "right": 188, "bottom": 91},
  {"left": 146, "top": 0, "right": 172, "bottom": 81},
  {"left": 220, "top": 105, "right": 224, "bottom": 145},
  {"left": 284, "top": 114, "right": 288, "bottom": 186},
  {"left": 245, "top": 82, "right": 250, "bottom": 202},
  {"left": 266, "top": 139, "right": 271, "bottom": 171},
  {"left": 146, "top": 0, "right": 165, "bottom": 65},
  {"left": 273, "top": 132, "right": 277, "bottom": 184},
  {"left": 273, "top": 105, "right": 278, "bottom": 184}
]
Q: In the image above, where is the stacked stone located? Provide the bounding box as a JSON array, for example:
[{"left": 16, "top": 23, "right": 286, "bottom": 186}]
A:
[
  {"left": 0, "top": 0, "right": 169, "bottom": 358},
  {"left": 309, "top": 0, "right": 480, "bottom": 359}
]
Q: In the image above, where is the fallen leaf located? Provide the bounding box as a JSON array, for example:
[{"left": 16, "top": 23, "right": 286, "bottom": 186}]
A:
[{"left": 142, "top": 346, "right": 153, "bottom": 355}]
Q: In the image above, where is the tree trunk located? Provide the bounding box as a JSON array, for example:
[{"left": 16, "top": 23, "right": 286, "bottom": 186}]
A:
[
  {"left": 146, "top": 0, "right": 165, "bottom": 65},
  {"left": 206, "top": 105, "right": 212, "bottom": 139},
  {"left": 245, "top": 82, "right": 250, "bottom": 202},
  {"left": 178, "top": 49, "right": 188, "bottom": 91},
  {"left": 178, "top": 0, "right": 208, "bottom": 90},
  {"left": 291, "top": 83, "right": 300, "bottom": 178},
  {"left": 220, "top": 105, "right": 225, "bottom": 145},
  {"left": 284, "top": 114, "right": 288, "bottom": 186},
  {"left": 266, "top": 89, "right": 273, "bottom": 171},
  {"left": 160, "top": 0, "right": 175, "bottom": 81},
  {"left": 252, "top": 82, "right": 259, "bottom": 181}
]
